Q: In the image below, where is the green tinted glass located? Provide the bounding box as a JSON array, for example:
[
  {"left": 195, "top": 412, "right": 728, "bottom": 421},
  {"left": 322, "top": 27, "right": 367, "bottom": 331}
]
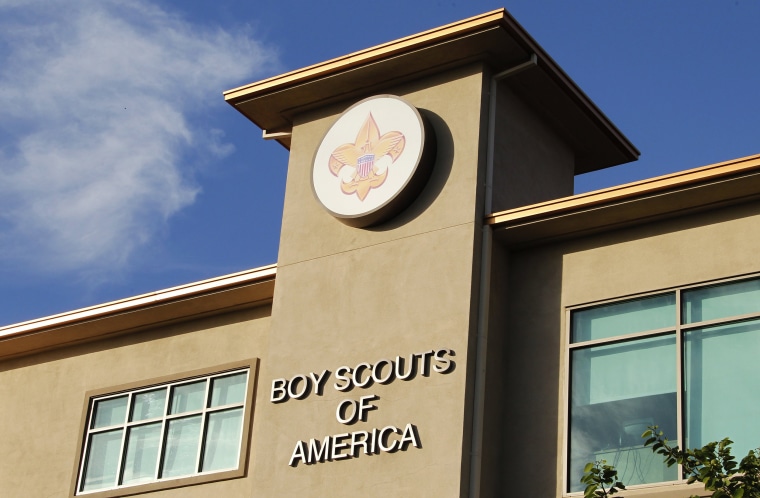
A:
[
  {"left": 82, "top": 429, "right": 122, "bottom": 491},
  {"left": 569, "top": 335, "right": 678, "bottom": 491},
  {"left": 683, "top": 278, "right": 760, "bottom": 323},
  {"left": 169, "top": 381, "right": 206, "bottom": 414},
  {"left": 130, "top": 388, "right": 166, "bottom": 422},
  {"left": 201, "top": 408, "right": 244, "bottom": 471},
  {"left": 121, "top": 423, "right": 161, "bottom": 485},
  {"left": 92, "top": 396, "right": 128, "bottom": 429},
  {"left": 161, "top": 416, "right": 202, "bottom": 478},
  {"left": 684, "top": 318, "right": 760, "bottom": 457},
  {"left": 210, "top": 372, "right": 247, "bottom": 407},
  {"left": 572, "top": 293, "right": 676, "bottom": 342}
]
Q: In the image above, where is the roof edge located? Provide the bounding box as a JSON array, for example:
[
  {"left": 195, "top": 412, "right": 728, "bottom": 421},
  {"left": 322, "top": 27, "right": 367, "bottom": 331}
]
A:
[
  {"left": 497, "top": 10, "right": 639, "bottom": 162},
  {"left": 223, "top": 9, "right": 506, "bottom": 102},
  {"left": 486, "top": 152, "right": 760, "bottom": 228},
  {"left": 0, "top": 264, "right": 277, "bottom": 341},
  {"left": 224, "top": 8, "right": 638, "bottom": 170}
]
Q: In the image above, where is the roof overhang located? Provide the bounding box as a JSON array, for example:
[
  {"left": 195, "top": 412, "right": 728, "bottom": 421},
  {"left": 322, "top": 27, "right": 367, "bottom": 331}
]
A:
[
  {"left": 224, "top": 8, "right": 639, "bottom": 174},
  {"left": 487, "top": 153, "right": 760, "bottom": 247},
  {"left": 0, "top": 265, "right": 276, "bottom": 361}
]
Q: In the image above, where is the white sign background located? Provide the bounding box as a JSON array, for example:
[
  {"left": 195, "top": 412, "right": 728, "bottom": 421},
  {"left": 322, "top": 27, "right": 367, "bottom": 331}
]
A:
[{"left": 312, "top": 95, "right": 425, "bottom": 220}]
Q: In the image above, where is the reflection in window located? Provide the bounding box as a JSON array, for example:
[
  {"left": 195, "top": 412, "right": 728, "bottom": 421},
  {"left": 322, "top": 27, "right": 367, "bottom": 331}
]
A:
[
  {"left": 568, "top": 277, "right": 760, "bottom": 492},
  {"left": 569, "top": 336, "right": 678, "bottom": 491}
]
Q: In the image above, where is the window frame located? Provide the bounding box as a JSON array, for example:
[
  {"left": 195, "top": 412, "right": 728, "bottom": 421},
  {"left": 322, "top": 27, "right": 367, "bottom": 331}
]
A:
[
  {"left": 563, "top": 273, "right": 760, "bottom": 495},
  {"left": 69, "top": 359, "right": 258, "bottom": 498}
]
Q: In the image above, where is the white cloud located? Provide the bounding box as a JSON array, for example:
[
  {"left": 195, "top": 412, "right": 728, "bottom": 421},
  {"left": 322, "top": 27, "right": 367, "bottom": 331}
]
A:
[{"left": 0, "top": 0, "right": 277, "bottom": 277}]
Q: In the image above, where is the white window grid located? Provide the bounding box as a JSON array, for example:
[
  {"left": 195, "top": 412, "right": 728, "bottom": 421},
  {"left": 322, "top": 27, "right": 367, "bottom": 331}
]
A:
[{"left": 76, "top": 367, "right": 249, "bottom": 495}]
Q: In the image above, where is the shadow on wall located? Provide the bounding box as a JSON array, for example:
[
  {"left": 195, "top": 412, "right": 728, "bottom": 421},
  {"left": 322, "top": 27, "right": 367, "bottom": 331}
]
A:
[
  {"left": 368, "top": 109, "right": 454, "bottom": 232},
  {"left": 485, "top": 238, "right": 564, "bottom": 496}
]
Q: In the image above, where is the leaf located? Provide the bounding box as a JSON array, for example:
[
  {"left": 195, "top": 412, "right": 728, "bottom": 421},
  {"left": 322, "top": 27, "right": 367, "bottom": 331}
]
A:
[{"left": 584, "top": 483, "right": 598, "bottom": 498}]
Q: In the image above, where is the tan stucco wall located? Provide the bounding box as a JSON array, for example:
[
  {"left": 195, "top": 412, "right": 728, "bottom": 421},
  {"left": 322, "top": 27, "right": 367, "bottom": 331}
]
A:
[
  {"left": 495, "top": 201, "right": 760, "bottom": 497},
  {"left": 491, "top": 84, "right": 574, "bottom": 212},
  {"left": 560, "top": 203, "right": 760, "bottom": 306},
  {"left": 0, "top": 306, "right": 271, "bottom": 498},
  {"left": 251, "top": 64, "right": 489, "bottom": 497}
]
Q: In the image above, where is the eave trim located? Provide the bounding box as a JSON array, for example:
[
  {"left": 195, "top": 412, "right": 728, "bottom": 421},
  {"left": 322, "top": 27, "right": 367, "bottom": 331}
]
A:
[
  {"left": 486, "top": 153, "right": 760, "bottom": 228},
  {"left": 0, "top": 264, "right": 277, "bottom": 341},
  {"left": 223, "top": 9, "right": 506, "bottom": 103}
]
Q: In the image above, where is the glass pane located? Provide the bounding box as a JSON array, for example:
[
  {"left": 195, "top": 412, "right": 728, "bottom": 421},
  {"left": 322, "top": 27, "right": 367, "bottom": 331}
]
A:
[
  {"left": 121, "top": 423, "right": 161, "bottom": 485},
  {"left": 130, "top": 388, "right": 167, "bottom": 422},
  {"left": 683, "top": 278, "right": 760, "bottom": 323},
  {"left": 209, "top": 372, "right": 247, "bottom": 407},
  {"left": 169, "top": 381, "right": 206, "bottom": 414},
  {"left": 685, "top": 318, "right": 760, "bottom": 457},
  {"left": 571, "top": 294, "right": 676, "bottom": 342},
  {"left": 569, "top": 335, "right": 678, "bottom": 492},
  {"left": 161, "top": 416, "right": 202, "bottom": 478},
  {"left": 201, "top": 408, "right": 244, "bottom": 472},
  {"left": 81, "top": 429, "right": 123, "bottom": 491},
  {"left": 92, "top": 396, "right": 128, "bottom": 429}
]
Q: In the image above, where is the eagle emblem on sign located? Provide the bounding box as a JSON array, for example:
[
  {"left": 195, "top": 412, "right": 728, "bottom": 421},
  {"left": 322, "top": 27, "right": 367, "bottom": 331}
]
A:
[{"left": 328, "top": 113, "right": 406, "bottom": 201}]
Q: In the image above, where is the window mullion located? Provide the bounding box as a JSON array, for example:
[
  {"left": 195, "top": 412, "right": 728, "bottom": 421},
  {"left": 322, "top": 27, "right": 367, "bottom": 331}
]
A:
[
  {"left": 681, "top": 309, "right": 760, "bottom": 330},
  {"left": 195, "top": 379, "right": 212, "bottom": 473},
  {"left": 207, "top": 401, "right": 244, "bottom": 413},
  {"left": 563, "top": 308, "right": 572, "bottom": 493},
  {"left": 154, "top": 384, "right": 172, "bottom": 481},
  {"left": 114, "top": 392, "right": 133, "bottom": 488},
  {"left": 569, "top": 325, "right": 677, "bottom": 349},
  {"left": 675, "top": 289, "right": 684, "bottom": 482},
  {"left": 76, "top": 399, "right": 97, "bottom": 493}
]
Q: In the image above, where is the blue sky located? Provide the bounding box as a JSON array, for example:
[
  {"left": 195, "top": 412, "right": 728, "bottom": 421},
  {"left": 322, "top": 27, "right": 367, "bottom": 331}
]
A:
[{"left": 0, "top": 0, "right": 758, "bottom": 326}]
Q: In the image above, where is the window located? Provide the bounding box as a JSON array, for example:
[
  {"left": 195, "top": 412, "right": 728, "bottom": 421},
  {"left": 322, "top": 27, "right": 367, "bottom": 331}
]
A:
[
  {"left": 567, "top": 277, "right": 760, "bottom": 493},
  {"left": 72, "top": 361, "right": 257, "bottom": 497}
]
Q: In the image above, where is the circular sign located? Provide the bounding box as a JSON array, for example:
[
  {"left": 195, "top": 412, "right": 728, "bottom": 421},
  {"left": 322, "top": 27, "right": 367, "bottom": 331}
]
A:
[{"left": 311, "top": 95, "right": 436, "bottom": 228}]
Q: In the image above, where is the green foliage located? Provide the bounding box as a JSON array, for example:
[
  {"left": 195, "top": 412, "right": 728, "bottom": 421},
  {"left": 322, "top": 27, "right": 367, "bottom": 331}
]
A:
[
  {"left": 580, "top": 460, "right": 625, "bottom": 498},
  {"left": 642, "top": 426, "right": 760, "bottom": 498},
  {"left": 581, "top": 427, "right": 760, "bottom": 498}
]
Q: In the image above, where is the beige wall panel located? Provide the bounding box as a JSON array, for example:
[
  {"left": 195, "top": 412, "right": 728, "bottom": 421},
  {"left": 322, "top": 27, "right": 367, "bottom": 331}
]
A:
[
  {"left": 491, "top": 84, "right": 574, "bottom": 212},
  {"left": 277, "top": 63, "right": 486, "bottom": 267},
  {"left": 0, "top": 306, "right": 271, "bottom": 498},
  {"left": 254, "top": 223, "right": 477, "bottom": 497},
  {"left": 494, "top": 237, "right": 564, "bottom": 497},
  {"left": 479, "top": 239, "right": 510, "bottom": 497},
  {"left": 561, "top": 202, "right": 760, "bottom": 306}
]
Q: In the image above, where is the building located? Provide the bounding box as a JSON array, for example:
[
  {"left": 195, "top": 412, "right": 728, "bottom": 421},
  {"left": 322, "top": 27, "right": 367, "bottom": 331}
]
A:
[{"left": 2, "top": 8, "right": 759, "bottom": 498}]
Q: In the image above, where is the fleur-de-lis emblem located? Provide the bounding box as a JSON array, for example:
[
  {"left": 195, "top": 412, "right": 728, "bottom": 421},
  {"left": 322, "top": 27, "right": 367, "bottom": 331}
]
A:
[{"left": 328, "top": 113, "right": 406, "bottom": 201}]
